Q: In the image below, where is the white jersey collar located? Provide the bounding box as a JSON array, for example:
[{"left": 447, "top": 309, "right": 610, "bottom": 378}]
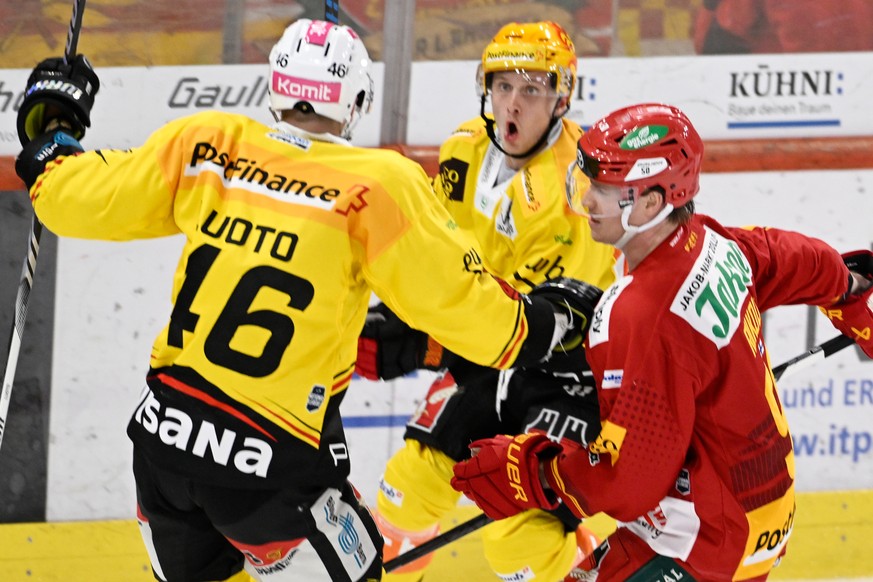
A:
[{"left": 271, "top": 121, "right": 353, "bottom": 147}]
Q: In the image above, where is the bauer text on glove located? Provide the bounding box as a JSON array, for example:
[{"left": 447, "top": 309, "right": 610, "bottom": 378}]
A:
[{"left": 450, "top": 432, "right": 562, "bottom": 520}]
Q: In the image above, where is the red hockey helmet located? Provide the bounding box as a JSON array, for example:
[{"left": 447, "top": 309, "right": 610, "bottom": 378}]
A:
[{"left": 567, "top": 103, "right": 704, "bottom": 214}]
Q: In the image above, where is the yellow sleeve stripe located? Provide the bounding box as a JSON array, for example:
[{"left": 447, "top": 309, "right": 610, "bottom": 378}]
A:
[{"left": 547, "top": 455, "right": 591, "bottom": 518}]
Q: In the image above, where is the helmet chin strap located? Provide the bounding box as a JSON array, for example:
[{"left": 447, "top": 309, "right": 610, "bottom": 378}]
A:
[
  {"left": 613, "top": 202, "right": 674, "bottom": 250},
  {"left": 479, "top": 95, "right": 562, "bottom": 160}
]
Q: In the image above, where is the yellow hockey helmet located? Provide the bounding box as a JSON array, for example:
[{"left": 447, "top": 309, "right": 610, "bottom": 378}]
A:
[{"left": 479, "top": 21, "right": 577, "bottom": 98}]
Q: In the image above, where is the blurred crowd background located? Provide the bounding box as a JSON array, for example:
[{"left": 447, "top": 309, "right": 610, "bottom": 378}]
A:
[{"left": 1, "top": 0, "right": 871, "bottom": 68}]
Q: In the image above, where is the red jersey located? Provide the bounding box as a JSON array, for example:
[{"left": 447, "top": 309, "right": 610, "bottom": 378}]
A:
[{"left": 545, "top": 214, "right": 849, "bottom": 580}]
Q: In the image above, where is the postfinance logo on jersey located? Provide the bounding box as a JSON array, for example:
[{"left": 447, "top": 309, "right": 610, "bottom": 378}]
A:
[{"left": 190, "top": 142, "right": 341, "bottom": 209}]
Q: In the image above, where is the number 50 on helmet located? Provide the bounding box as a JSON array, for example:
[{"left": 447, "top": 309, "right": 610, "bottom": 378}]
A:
[
  {"left": 566, "top": 103, "right": 704, "bottom": 215},
  {"left": 269, "top": 19, "right": 375, "bottom": 140}
]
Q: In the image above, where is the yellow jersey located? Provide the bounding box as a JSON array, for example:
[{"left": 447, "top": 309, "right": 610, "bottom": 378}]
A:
[
  {"left": 432, "top": 117, "right": 616, "bottom": 293},
  {"left": 31, "top": 111, "right": 542, "bottom": 486}
]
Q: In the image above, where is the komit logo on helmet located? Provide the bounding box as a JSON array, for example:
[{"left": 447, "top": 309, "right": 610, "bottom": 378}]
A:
[{"left": 272, "top": 71, "right": 341, "bottom": 103}]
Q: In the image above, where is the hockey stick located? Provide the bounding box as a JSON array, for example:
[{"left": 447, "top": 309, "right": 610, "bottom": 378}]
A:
[
  {"left": 771, "top": 333, "right": 854, "bottom": 381},
  {"left": 0, "top": 0, "right": 87, "bottom": 452},
  {"left": 384, "top": 512, "right": 491, "bottom": 572},
  {"left": 383, "top": 332, "right": 857, "bottom": 572},
  {"left": 324, "top": 0, "right": 340, "bottom": 24}
]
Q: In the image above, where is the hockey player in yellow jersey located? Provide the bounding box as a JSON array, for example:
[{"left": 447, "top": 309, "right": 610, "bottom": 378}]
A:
[
  {"left": 356, "top": 22, "right": 617, "bottom": 582},
  {"left": 15, "top": 19, "right": 601, "bottom": 582}
]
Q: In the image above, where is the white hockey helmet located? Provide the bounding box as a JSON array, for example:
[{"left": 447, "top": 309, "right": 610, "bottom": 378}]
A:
[{"left": 268, "top": 19, "right": 374, "bottom": 139}]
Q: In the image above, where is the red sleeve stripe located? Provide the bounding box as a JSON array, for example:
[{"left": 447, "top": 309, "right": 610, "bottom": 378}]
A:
[
  {"left": 157, "top": 372, "right": 277, "bottom": 442},
  {"left": 248, "top": 398, "right": 321, "bottom": 447},
  {"left": 332, "top": 370, "right": 354, "bottom": 394},
  {"left": 495, "top": 303, "right": 527, "bottom": 368}
]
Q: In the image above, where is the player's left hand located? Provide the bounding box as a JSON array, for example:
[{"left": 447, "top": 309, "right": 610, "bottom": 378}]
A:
[
  {"left": 355, "top": 303, "right": 452, "bottom": 381},
  {"left": 821, "top": 250, "right": 873, "bottom": 358},
  {"left": 451, "top": 433, "right": 562, "bottom": 520},
  {"left": 17, "top": 55, "right": 100, "bottom": 146},
  {"left": 527, "top": 277, "right": 602, "bottom": 372}
]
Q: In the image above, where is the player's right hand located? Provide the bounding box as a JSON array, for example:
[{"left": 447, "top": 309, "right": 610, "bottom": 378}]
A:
[
  {"left": 451, "top": 432, "right": 561, "bottom": 520},
  {"left": 17, "top": 55, "right": 100, "bottom": 146},
  {"left": 821, "top": 250, "right": 873, "bottom": 358},
  {"left": 15, "top": 129, "right": 84, "bottom": 189},
  {"left": 528, "top": 277, "right": 602, "bottom": 365},
  {"left": 355, "top": 303, "right": 451, "bottom": 381}
]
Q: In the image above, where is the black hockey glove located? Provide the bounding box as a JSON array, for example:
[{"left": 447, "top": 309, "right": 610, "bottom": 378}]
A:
[
  {"left": 842, "top": 249, "right": 873, "bottom": 296},
  {"left": 17, "top": 55, "right": 100, "bottom": 146},
  {"left": 15, "top": 130, "right": 84, "bottom": 189},
  {"left": 355, "top": 303, "right": 456, "bottom": 381},
  {"left": 514, "top": 277, "right": 603, "bottom": 372}
]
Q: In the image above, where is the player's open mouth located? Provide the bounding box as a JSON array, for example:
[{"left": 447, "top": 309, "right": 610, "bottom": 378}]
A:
[{"left": 504, "top": 121, "right": 519, "bottom": 143}]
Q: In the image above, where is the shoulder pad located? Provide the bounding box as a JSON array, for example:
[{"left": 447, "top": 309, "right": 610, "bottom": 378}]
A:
[{"left": 447, "top": 117, "right": 488, "bottom": 140}]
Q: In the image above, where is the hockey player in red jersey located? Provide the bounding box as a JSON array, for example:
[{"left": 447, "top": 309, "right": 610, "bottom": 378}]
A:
[
  {"left": 451, "top": 103, "right": 873, "bottom": 580},
  {"left": 14, "top": 19, "right": 599, "bottom": 582},
  {"left": 356, "top": 21, "right": 614, "bottom": 582}
]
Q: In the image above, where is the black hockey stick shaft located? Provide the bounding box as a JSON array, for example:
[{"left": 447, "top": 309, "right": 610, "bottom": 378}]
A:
[
  {"left": 384, "top": 332, "right": 856, "bottom": 571},
  {"left": 65, "top": 0, "right": 86, "bottom": 62},
  {"left": 0, "top": 0, "right": 87, "bottom": 452},
  {"left": 325, "top": 0, "right": 339, "bottom": 24},
  {"left": 384, "top": 513, "right": 492, "bottom": 572},
  {"left": 771, "top": 333, "right": 854, "bottom": 381}
]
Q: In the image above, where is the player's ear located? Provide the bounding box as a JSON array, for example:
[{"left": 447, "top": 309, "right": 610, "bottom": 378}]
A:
[
  {"left": 555, "top": 96, "right": 571, "bottom": 117},
  {"left": 641, "top": 187, "right": 667, "bottom": 216}
]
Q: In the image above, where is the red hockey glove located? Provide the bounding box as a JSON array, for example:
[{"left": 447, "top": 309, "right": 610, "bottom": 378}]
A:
[
  {"left": 820, "top": 250, "right": 873, "bottom": 358},
  {"left": 450, "top": 433, "right": 562, "bottom": 521},
  {"left": 355, "top": 303, "right": 453, "bottom": 381}
]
